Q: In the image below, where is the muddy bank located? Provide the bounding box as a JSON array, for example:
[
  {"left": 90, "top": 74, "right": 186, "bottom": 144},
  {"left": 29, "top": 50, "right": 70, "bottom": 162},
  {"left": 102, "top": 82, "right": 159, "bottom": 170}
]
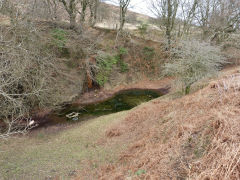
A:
[
  {"left": 74, "top": 78, "right": 171, "bottom": 105},
  {"left": 32, "top": 78, "right": 171, "bottom": 129}
]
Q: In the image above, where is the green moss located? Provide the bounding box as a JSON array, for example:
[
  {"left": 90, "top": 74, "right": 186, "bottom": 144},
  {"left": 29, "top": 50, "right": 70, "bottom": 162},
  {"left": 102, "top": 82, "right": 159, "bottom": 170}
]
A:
[{"left": 96, "top": 54, "right": 118, "bottom": 86}]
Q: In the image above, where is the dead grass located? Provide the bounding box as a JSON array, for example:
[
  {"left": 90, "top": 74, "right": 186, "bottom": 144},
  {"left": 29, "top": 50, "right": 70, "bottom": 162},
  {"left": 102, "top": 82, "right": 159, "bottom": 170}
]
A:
[
  {"left": 93, "top": 70, "right": 240, "bottom": 180},
  {"left": 0, "top": 15, "right": 10, "bottom": 25},
  {"left": 1, "top": 68, "right": 240, "bottom": 179}
]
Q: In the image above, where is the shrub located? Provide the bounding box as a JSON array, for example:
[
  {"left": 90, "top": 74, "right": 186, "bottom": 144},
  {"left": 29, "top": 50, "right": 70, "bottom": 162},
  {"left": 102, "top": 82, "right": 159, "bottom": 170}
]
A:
[
  {"left": 96, "top": 53, "right": 118, "bottom": 86},
  {"left": 118, "top": 59, "right": 129, "bottom": 72},
  {"left": 95, "top": 47, "right": 129, "bottom": 86},
  {"left": 222, "top": 33, "right": 240, "bottom": 50},
  {"left": 163, "top": 40, "right": 227, "bottom": 94},
  {"left": 142, "top": 46, "right": 155, "bottom": 61},
  {"left": 51, "top": 28, "right": 68, "bottom": 51},
  {"left": 116, "top": 47, "right": 129, "bottom": 72},
  {"left": 71, "top": 47, "right": 85, "bottom": 59},
  {"left": 0, "top": 20, "right": 60, "bottom": 137},
  {"left": 95, "top": 48, "right": 129, "bottom": 86},
  {"left": 119, "top": 47, "right": 128, "bottom": 56},
  {"left": 137, "top": 22, "right": 149, "bottom": 37}
]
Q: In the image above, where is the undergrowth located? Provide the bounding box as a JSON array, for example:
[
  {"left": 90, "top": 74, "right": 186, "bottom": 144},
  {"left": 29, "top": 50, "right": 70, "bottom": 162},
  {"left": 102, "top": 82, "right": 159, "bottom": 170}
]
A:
[
  {"left": 96, "top": 47, "right": 129, "bottom": 86},
  {"left": 96, "top": 53, "right": 118, "bottom": 86},
  {"left": 142, "top": 46, "right": 155, "bottom": 61},
  {"left": 51, "top": 28, "right": 68, "bottom": 50},
  {"left": 137, "top": 22, "right": 149, "bottom": 37},
  {"left": 116, "top": 47, "right": 129, "bottom": 73}
]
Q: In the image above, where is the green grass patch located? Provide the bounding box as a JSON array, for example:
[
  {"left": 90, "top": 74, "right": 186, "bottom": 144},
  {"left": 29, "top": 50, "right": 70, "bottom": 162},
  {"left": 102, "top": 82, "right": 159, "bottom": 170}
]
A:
[
  {"left": 0, "top": 111, "right": 128, "bottom": 180},
  {"left": 51, "top": 28, "right": 68, "bottom": 49}
]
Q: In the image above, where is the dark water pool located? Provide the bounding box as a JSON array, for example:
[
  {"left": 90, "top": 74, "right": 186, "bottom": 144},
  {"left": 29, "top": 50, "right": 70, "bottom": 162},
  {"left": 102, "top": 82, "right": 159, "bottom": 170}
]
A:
[{"left": 57, "top": 89, "right": 162, "bottom": 122}]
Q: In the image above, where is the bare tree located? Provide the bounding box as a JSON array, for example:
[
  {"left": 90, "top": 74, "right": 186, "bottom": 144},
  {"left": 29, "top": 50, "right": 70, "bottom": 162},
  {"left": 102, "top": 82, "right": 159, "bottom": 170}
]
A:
[
  {"left": 119, "top": 0, "right": 131, "bottom": 31},
  {"left": 163, "top": 40, "right": 226, "bottom": 94},
  {"left": 89, "top": 0, "right": 99, "bottom": 26},
  {"left": 79, "top": 0, "right": 88, "bottom": 22},
  {"left": 195, "top": 0, "right": 240, "bottom": 41},
  {"left": 0, "top": 4, "right": 60, "bottom": 138},
  {"left": 58, "top": 0, "right": 78, "bottom": 29},
  {"left": 195, "top": 0, "right": 214, "bottom": 38},
  {"left": 97, "top": 2, "right": 111, "bottom": 22},
  {"left": 179, "top": 0, "right": 198, "bottom": 36},
  {"left": 43, "top": 0, "right": 58, "bottom": 20},
  {"left": 209, "top": 0, "right": 240, "bottom": 43},
  {"left": 58, "top": 0, "right": 99, "bottom": 30},
  {"left": 150, "top": 0, "right": 179, "bottom": 48},
  {"left": 100, "top": 0, "right": 131, "bottom": 30}
]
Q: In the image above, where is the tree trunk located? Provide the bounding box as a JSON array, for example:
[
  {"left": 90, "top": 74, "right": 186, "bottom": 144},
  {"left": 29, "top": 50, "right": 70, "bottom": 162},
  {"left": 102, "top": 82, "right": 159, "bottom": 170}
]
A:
[
  {"left": 69, "top": 14, "right": 76, "bottom": 29},
  {"left": 119, "top": 13, "right": 125, "bottom": 31},
  {"left": 93, "top": 2, "right": 98, "bottom": 26},
  {"left": 89, "top": 10, "right": 94, "bottom": 26},
  {"left": 119, "top": 0, "right": 130, "bottom": 32},
  {"left": 119, "top": 7, "right": 125, "bottom": 31},
  {"left": 89, "top": 0, "right": 98, "bottom": 27},
  {"left": 166, "top": 27, "right": 171, "bottom": 47},
  {"left": 80, "top": 0, "right": 88, "bottom": 22},
  {"left": 58, "top": 0, "right": 77, "bottom": 30},
  {"left": 166, "top": 0, "right": 172, "bottom": 48}
]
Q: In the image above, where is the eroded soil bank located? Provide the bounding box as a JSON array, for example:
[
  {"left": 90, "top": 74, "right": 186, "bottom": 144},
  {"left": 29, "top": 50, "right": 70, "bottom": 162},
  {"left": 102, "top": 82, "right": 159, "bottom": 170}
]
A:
[
  {"left": 74, "top": 78, "right": 171, "bottom": 105},
  {"left": 32, "top": 78, "right": 171, "bottom": 130}
]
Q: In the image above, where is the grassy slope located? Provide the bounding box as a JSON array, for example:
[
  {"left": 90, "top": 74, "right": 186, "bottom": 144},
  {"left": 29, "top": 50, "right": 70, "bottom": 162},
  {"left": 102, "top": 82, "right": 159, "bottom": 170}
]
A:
[
  {"left": 96, "top": 68, "right": 240, "bottom": 179},
  {"left": 0, "top": 111, "right": 128, "bottom": 180},
  {"left": 0, "top": 18, "right": 166, "bottom": 180},
  {"left": 1, "top": 68, "right": 240, "bottom": 180}
]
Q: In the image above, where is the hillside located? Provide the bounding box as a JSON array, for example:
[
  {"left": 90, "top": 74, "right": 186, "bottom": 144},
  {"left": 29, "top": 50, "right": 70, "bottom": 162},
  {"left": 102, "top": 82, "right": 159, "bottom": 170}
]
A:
[
  {"left": 1, "top": 0, "right": 240, "bottom": 179},
  {"left": 99, "top": 2, "right": 153, "bottom": 23},
  {"left": 96, "top": 67, "right": 240, "bottom": 179},
  {"left": 96, "top": 3, "right": 160, "bottom": 32},
  {"left": 1, "top": 68, "right": 240, "bottom": 179}
]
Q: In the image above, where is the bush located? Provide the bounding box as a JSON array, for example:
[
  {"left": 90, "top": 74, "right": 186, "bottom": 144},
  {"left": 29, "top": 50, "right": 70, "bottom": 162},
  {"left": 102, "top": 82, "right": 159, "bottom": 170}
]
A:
[
  {"left": 96, "top": 53, "right": 118, "bottom": 86},
  {"left": 223, "top": 33, "right": 240, "bottom": 50},
  {"left": 163, "top": 41, "right": 227, "bottom": 94},
  {"left": 51, "top": 28, "right": 68, "bottom": 51},
  {"left": 0, "top": 19, "right": 60, "bottom": 137},
  {"left": 137, "top": 23, "right": 149, "bottom": 37},
  {"left": 95, "top": 48, "right": 129, "bottom": 86},
  {"left": 70, "top": 46, "right": 86, "bottom": 60},
  {"left": 142, "top": 47, "right": 155, "bottom": 61},
  {"left": 116, "top": 47, "right": 129, "bottom": 72},
  {"left": 119, "top": 47, "right": 128, "bottom": 56}
]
